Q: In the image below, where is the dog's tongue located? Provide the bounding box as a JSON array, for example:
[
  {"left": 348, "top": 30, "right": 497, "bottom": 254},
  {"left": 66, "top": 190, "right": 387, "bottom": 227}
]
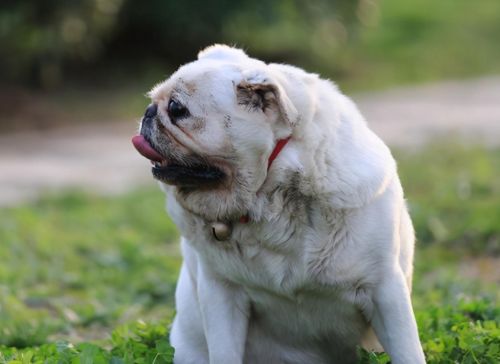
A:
[{"left": 131, "top": 135, "right": 164, "bottom": 162}]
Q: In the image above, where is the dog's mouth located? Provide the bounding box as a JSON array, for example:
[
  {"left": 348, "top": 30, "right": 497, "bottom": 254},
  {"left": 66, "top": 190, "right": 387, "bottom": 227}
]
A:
[{"left": 132, "top": 134, "right": 225, "bottom": 188}]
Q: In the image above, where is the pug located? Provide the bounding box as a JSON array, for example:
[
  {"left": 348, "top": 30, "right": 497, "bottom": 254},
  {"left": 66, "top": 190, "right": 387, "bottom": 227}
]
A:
[{"left": 132, "top": 45, "right": 425, "bottom": 364}]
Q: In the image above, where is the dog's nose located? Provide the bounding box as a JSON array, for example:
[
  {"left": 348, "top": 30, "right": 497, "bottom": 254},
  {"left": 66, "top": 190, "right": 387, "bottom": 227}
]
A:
[
  {"left": 140, "top": 104, "right": 158, "bottom": 135},
  {"left": 144, "top": 103, "right": 157, "bottom": 118}
]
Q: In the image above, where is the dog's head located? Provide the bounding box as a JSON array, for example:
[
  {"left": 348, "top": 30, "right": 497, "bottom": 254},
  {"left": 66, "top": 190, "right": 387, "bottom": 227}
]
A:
[{"left": 132, "top": 45, "right": 300, "bottom": 220}]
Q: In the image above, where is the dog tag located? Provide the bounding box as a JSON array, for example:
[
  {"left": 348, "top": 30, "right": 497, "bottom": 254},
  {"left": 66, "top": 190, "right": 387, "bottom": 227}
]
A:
[{"left": 211, "top": 222, "right": 232, "bottom": 241}]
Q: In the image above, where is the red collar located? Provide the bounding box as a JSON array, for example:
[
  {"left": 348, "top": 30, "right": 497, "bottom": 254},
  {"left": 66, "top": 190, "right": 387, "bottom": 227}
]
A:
[
  {"left": 239, "top": 136, "right": 291, "bottom": 223},
  {"left": 267, "top": 136, "right": 291, "bottom": 170}
]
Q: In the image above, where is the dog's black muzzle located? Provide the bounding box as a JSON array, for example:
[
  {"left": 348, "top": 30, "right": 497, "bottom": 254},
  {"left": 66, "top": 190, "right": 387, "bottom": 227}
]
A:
[
  {"left": 140, "top": 104, "right": 158, "bottom": 136},
  {"left": 138, "top": 103, "right": 226, "bottom": 189}
]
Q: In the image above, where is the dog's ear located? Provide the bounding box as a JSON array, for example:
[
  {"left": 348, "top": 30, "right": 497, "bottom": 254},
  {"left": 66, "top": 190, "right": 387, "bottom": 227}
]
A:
[{"left": 236, "top": 76, "right": 298, "bottom": 126}]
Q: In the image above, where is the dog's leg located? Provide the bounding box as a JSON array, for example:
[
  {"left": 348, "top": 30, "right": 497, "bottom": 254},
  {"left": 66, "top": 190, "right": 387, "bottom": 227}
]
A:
[
  {"left": 197, "top": 259, "right": 250, "bottom": 364},
  {"left": 370, "top": 267, "right": 426, "bottom": 364},
  {"left": 171, "top": 262, "right": 209, "bottom": 364}
]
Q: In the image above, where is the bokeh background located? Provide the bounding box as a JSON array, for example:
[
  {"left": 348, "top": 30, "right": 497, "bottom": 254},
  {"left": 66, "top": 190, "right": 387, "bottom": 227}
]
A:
[
  {"left": 4, "top": 0, "right": 500, "bottom": 91},
  {"left": 0, "top": 1, "right": 499, "bottom": 362}
]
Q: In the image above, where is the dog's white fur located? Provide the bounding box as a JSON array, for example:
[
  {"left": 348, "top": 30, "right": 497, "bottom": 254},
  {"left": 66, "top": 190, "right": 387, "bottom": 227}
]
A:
[{"left": 147, "top": 45, "right": 425, "bottom": 363}]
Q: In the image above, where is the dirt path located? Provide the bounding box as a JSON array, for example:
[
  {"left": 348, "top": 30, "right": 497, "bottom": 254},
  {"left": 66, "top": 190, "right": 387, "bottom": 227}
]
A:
[
  {"left": 355, "top": 76, "right": 500, "bottom": 147},
  {"left": 1, "top": 76, "right": 499, "bottom": 207}
]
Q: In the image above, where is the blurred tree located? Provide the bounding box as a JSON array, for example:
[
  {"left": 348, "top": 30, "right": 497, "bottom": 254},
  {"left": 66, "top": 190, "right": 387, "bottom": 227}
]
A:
[
  {"left": 0, "top": 0, "right": 123, "bottom": 88},
  {"left": 107, "top": 0, "right": 362, "bottom": 74},
  {"left": 222, "top": 0, "right": 363, "bottom": 76},
  {"left": 107, "top": 0, "right": 246, "bottom": 65},
  {"left": 0, "top": 0, "right": 362, "bottom": 88}
]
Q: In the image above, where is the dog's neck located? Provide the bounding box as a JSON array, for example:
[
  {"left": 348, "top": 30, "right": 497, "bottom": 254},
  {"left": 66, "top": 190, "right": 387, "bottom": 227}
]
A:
[
  {"left": 169, "top": 136, "right": 293, "bottom": 240},
  {"left": 238, "top": 136, "right": 291, "bottom": 224},
  {"left": 208, "top": 136, "right": 291, "bottom": 240}
]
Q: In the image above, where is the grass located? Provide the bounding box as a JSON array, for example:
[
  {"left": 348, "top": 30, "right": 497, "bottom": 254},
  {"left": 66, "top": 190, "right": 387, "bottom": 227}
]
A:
[
  {"left": 342, "top": 0, "right": 500, "bottom": 90},
  {"left": 0, "top": 143, "right": 499, "bottom": 363},
  {"left": 0, "top": 320, "right": 174, "bottom": 364},
  {"left": 397, "top": 142, "right": 500, "bottom": 255},
  {"left": 224, "top": 0, "right": 500, "bottom": 92},
  {"left": 0, "top": 190, "right": 180, "bottom": 347}
]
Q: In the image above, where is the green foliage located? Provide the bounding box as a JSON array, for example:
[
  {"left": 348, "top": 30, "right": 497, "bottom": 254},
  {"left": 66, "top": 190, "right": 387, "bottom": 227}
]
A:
[
  {"left": 419, "top": 302, "right": 500, "bottom": 363},
  {"left": 0, "top": 320, "right": 174, "bottom": 364},
  {"left": 222, "top": 0, "right": 361, "bottom": 69},
  {"left": 0, "top": 0, "right": 362, "bottom": 87},
  {"left": 110, "top": 320, "right": 174, "bottom": 364},
  {"left": 1, "top": 301, "right": 498, "bottom": 363},
  {"left": 0, "top": 0, "right": 121, "bottom": 87},
  {"left": 5, "top": 0, "right": 500, "bottom": 90},
  {"left": 359, "top": 298, "right": 500, "bottom": 363}
]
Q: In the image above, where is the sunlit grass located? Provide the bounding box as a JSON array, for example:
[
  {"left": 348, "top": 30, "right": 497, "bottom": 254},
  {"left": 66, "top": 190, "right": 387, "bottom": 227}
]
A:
[
  {"left": 0, "top": 190, "right": 180, "bottom": 347},
  {"left": 0, "top": 142, "right": 498, "bottom": 362}
]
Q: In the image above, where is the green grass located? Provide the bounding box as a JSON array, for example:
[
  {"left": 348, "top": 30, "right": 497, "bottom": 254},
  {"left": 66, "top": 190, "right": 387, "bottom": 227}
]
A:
[
  {"left": 343, "top": 0, "right": 500, "bottom": 90},
  {"left": 0, "top": 190, "right": 180, "bottom": 348},
  {"left": 225, "top": 0, "right": 500, "bottom": 92},
  {"left": 397, "top": 142, "right": 500, "bottom": 255},
  {"left": 0, "top": 143, "right": 499, "bottom": 363},
  {"left": 0, "top": 320, "right": 174, "bottom": 364}
]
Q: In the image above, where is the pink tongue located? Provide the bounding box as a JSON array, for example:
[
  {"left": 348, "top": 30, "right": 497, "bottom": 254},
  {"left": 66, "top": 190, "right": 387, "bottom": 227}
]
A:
[{"left": 131, "top": 135, "right": 164, "bottom": 162}]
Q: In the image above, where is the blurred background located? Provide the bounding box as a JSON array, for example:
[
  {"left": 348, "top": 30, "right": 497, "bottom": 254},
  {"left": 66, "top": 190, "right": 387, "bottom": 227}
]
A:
[
  {"left": 0, "top": 0, "right": 499, "bottom": 361},
  {"left": 2, "top": 0, "right": 500, "bottom": 130}
]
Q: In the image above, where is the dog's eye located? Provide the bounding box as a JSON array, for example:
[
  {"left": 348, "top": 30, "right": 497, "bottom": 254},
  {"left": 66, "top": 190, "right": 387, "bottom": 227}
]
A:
[{"left": 167, "top": 99, "right": 189, "bottom": 121}]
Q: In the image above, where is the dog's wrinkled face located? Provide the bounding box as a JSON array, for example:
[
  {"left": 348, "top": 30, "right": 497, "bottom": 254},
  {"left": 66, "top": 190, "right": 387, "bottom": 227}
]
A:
[
  {"left": 137, "top": 82, "right": 231, "bottom": 191},
  {"left": 132, "top": 46, "right": 297, "bottom": 220}
]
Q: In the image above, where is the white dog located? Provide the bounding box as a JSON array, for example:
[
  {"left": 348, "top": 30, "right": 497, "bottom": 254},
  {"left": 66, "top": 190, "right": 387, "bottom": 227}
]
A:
[{"left": 132, "top": 45, "right": 425, "bottom": 364}]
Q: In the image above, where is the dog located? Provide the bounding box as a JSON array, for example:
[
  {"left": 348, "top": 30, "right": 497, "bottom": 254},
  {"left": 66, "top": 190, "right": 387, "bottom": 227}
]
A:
[{"left": 132, "top": 44, "right": 425, "bottom": 364}]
